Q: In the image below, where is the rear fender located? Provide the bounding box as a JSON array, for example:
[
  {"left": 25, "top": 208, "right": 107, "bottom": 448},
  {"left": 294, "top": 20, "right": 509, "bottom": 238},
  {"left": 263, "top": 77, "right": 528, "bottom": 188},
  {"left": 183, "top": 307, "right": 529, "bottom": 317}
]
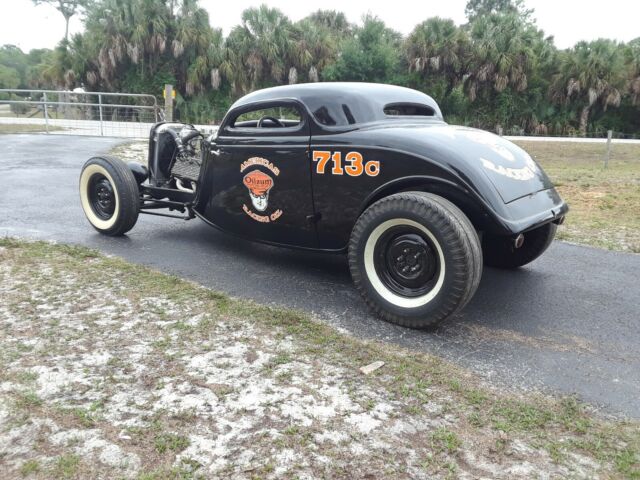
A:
[{"left": 359, "top": 176, "right": 499, "bottom": 234}]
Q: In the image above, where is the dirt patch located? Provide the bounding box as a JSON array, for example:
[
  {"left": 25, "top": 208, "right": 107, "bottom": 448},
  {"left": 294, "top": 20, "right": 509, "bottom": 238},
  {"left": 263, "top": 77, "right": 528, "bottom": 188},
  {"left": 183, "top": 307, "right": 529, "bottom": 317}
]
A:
[
  {"left": 0, "top": 240, "right": 638, "bottom": 479},
  {"left": 108, "top": 141, "right": 148, "bottom": 164},
  {"left": 0, "top": 124, "right": 65, "bottom": 134}
]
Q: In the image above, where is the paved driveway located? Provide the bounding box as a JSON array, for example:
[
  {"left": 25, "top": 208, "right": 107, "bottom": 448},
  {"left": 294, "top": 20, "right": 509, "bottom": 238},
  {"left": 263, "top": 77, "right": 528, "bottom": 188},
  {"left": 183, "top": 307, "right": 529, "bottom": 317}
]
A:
[{"left": 2, "top": 134, "right": 639, "bottom": 417}]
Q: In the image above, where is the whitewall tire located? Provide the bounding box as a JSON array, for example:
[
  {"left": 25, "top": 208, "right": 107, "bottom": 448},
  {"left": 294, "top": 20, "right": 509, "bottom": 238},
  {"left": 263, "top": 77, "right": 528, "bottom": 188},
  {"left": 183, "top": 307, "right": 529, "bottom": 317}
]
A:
[
  {"left": 79, "top": 156, "right": 140, "bottom": 236},
  {"left": 348, "top": 192, "right": 483, "bottom": 328}
]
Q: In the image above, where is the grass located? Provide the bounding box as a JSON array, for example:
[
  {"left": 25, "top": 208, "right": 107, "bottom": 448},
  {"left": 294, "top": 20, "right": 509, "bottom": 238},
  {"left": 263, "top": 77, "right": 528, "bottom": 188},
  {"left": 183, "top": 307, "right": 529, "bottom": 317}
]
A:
[
  {"left": 153, "top": 433, "right": 190, "bottom": 454},
  {"left": 0, "top": 123, "right": 64, "bottom": 134},
  {"left": 431, "top": 427, "right": 462, "bottom": 454},
  {"left": 19, "top": 459, "right": 40, "bottom": 476},
  {"left": 0, "top": 237, "right": 639, "bottom": 478},
  {"left": 515, "top": 141, "right": 640, "bottom": 252},
  {"left": 52, "top": 454, "right": 80, "bottom": 479}
]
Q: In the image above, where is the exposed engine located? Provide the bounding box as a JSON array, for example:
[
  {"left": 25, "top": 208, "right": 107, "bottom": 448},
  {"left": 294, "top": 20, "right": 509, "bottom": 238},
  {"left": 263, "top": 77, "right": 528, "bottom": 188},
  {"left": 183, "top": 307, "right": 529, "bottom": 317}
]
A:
[
  {"left": 169, "top": 126, "right": 203, "bottom": 193},
  {"left": 148, "top": 123, "right": 204, "bottom": 193}
]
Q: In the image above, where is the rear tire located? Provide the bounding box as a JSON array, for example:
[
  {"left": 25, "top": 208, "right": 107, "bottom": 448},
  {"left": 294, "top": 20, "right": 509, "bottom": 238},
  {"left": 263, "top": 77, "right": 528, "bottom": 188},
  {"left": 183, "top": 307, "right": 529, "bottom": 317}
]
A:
[
  {"left": 482, "top": 223, "right": 557, "bottom": 269},
  {"left": 79, "top": 155, "right": 140, "bottom": 236},
  {"left": 348, "top": 192, "right": 483, "bottom": 328}
]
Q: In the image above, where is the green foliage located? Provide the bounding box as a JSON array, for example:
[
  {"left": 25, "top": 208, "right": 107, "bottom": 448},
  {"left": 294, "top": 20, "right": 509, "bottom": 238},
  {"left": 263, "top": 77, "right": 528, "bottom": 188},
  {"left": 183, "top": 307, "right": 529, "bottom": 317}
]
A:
[
  {"left": 322, "top": 15, "right": 404, "bottom": 84},
  {"left": 465, "top": 0, "right": 533, "bottom": 21},
  {"left": 0, "top": 44, "right": 51, "bottom": 89},
  {"left": 550, "top": 39, "right": 627, "bottom": 135},
  {"left": 405, "top": 17, "right": 470, "bottom": 97},
  {"left": 5, "top": 1, "right": 640, "bottom": 135},
  {"left": 0, "top": 64, "right": 20, "bottom": 89}
]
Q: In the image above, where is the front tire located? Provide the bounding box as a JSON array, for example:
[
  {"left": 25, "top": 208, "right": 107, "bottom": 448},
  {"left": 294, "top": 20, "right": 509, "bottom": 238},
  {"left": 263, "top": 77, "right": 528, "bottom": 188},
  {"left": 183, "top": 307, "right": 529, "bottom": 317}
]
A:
[
  {"left": 348, "top": 192, "right": 483, "bottom": 328},
  {"left": 79, "top": 155, "right": 140, "bottom": 236},
  {"left": 482, "top": 223, "right": 557, "bottom": 269}
]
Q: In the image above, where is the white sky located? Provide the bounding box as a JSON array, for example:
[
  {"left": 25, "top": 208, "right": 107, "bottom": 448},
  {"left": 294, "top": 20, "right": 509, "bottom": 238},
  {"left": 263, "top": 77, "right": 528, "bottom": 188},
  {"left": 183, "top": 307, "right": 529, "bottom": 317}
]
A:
[{"left": 1, "top": 0, "right": 639, "bottom": 52}]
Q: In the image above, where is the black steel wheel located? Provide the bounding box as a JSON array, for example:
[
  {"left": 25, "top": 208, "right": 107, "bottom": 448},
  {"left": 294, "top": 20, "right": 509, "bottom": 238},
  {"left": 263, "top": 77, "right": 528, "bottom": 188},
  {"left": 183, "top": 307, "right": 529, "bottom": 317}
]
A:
[
  {"left": 79, "top": 155, "right": 140, "bottom": 236},
  {"left": 482, "top": 223, "right": 557, "bottom": 269},
  {"left": 88, "top": 174, "right": 116, "bottom": 220},
  {"left": 348, "top": 192, "right": 483, "bottom": 328},
  {"left": 373, "top": 228, "right": 440, "bottom": 298}
]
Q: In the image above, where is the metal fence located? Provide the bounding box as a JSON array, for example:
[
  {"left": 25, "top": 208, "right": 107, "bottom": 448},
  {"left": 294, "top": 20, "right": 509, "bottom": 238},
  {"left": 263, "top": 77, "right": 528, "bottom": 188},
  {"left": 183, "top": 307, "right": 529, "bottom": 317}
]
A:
[{"left": 0, "top": 89, "right": 164, "bottom": 138}]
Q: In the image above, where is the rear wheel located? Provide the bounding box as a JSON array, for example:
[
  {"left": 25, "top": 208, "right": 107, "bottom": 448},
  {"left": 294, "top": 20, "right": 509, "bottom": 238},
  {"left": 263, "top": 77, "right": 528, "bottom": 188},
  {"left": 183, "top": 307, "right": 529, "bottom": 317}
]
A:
[
  {"left": 482, "top": 222, "right": 557, "bottom": 269},
  {"left": 348, "top": 192, "right": 483, "bottom": 328},
  {"left": 79, "top": 156, "right": 140, "bottom": 236}
]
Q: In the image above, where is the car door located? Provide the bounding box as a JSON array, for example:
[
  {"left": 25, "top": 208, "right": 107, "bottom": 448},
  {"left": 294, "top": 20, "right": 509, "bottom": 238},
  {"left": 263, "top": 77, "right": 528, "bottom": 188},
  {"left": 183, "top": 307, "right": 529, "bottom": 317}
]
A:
[{"left": 205, "top": 100, "right": 317, "bottom": 248}]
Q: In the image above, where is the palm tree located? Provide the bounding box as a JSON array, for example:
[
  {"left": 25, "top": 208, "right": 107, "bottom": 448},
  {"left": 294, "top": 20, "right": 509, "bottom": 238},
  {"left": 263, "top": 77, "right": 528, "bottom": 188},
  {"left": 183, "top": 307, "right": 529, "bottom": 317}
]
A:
[
  {"left": 405, "top": 17, "right": 470, "bottom": 98},
  {"left": 290, "top": 17, "right": 341, "bottom": 83},
  {"left": 464, "top": 13, "right": 540, "bottom": 102},
  {"left": 222, "top": 5, "right": 294, "bottom": 94},
  {"left": 550, "top": 39, "right": 625, "bottom": 136},
  {"left": 626, "top": 38, "right": 640, "bottom": 106},
  {"left": 62, "top": 0, "right": 223, "bottom": 96},
  {"left": 306, "top": 10, "right": 351, "bottom": 36},
  {"left": 173, "top": 2, "right": 223, "bottom": 95},
  {"left": 78, "top": 0, "right": 171, "bottom": 88},
  {"left": 32, "top": 0, "right": 88, "bottom": 42}
]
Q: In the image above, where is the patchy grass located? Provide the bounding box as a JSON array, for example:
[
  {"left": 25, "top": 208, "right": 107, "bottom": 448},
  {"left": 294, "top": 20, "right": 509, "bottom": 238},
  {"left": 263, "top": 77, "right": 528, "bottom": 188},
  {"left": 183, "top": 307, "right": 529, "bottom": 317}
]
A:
[
  {"left": 0, "top": 238, "right": 638, "bottom": 479},
  {"left": 0, "top": 123, "right": 65, "bottom": 134},
  {"left": 515, "top": 141, "right": 640, "bottom": 253},
  {"left": 153, "top": 433, "right": 190, "bottom": 454},
  {"left": 19, "top": 459, "right": 40, "bottom": 476}
]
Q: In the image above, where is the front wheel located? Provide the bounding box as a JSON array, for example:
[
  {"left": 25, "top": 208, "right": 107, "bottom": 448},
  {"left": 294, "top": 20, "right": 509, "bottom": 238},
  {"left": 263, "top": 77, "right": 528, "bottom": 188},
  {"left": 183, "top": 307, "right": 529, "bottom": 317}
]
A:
[
  {"left": 482, "top": 223, "right": 557, "bottom": 269},
  {"left": 79, "top": 155, "right": 140, "bottom": 236},
  {"left": 348, "top": 192, "right": 483, "bottom": 328}
]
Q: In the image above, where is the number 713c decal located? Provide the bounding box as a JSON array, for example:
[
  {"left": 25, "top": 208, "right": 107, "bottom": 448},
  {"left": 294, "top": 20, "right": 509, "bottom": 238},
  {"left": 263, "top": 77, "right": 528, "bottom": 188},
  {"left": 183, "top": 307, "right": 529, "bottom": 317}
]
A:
[{"left": 312, "top": 151, "right": 380, "bottom": 177}]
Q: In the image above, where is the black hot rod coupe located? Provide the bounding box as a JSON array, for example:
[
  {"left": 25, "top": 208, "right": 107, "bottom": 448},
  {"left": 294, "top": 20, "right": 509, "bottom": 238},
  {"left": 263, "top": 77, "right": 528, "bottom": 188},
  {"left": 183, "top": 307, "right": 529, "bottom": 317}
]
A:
[{"left": 79, "top": 83, "right": 567, "bottom": 328}]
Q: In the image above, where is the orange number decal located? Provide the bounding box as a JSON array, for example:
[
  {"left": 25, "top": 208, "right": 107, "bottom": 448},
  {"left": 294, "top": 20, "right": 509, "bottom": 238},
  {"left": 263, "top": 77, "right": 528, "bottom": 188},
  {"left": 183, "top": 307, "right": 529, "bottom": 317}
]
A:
[
  {"left": 364, "top": 160, "right": 380, "bottom": 177},
  {"left": 344, "top": 151, "right": 364, "bottom": 176},
  {"left": 313, "top": 150, "right": 380, "bottom": 177},
  {"left": 331, "top": 151, "right": 344, "bottom": 175},
  {"left": 312, "top": 150, "right": 331, "bottom": 174}
]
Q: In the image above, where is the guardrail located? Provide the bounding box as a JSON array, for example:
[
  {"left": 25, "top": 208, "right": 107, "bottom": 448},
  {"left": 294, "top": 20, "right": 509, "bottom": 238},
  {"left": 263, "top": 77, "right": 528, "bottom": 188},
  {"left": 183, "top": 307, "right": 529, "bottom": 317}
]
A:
[{"left": 0, "top": 89, "right": 165, "bottom": 138}]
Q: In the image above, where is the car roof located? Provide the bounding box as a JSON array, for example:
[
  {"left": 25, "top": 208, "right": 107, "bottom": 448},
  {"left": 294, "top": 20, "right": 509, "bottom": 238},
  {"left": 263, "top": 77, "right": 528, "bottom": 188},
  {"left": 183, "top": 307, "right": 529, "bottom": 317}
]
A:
[{"left": 229, "top": 82, "right": 443, "bottom": 126}]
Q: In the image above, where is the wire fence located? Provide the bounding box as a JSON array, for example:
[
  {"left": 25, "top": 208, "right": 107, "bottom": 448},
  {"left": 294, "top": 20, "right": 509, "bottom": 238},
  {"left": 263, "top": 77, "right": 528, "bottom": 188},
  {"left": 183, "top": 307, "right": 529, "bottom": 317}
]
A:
[
  {"left": 0, "top": 89, "right": 163, "bottom": 138},
  {"left": 1, "top": 89, "right": 639, "bottom": 144},
  {"left": 503, "top": 130, "right": 640, "bottom": 140}
]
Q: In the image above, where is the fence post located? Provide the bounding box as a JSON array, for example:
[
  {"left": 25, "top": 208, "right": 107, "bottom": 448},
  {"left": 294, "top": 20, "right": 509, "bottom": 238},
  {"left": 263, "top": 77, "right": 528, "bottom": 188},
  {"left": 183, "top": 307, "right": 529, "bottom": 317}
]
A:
[
  {"left": 164, "top": 84, "right": 174, "bottom": 122},
  {"left": 42, "top": 92, "right": 49, "bottom": 134},
  {"left": 98, "top": 94, "right": 104, "bottom": 136},
  {"left": 604, "top": 130, "right": 612, "bottom": 169}
]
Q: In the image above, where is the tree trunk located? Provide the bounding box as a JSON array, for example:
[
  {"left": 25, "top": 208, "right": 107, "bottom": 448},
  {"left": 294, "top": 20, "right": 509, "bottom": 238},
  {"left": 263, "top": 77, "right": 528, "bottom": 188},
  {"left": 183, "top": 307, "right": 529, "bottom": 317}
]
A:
[
  {"left": 579, "top": 106, "right": 590, "bottom": 137},
  {"left": 64, "top": 16, "right": 70, "bottom": 42},
  {"left": 444, "top": 82, "right": 455, "bottom": 99}
]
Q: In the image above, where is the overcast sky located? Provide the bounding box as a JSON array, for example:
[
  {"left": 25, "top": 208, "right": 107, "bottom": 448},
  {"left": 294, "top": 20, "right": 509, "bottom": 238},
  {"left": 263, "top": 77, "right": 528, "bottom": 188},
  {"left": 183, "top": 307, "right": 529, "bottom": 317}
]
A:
[{"left": 2, "top": 0, "right": 639, "bottom": 52}]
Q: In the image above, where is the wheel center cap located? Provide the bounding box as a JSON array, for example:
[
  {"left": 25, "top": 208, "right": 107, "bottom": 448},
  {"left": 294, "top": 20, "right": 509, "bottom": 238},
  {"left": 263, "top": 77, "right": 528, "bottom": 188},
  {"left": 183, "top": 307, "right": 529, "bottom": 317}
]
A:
[
  {"left": 374, "top": 228, "right": 441, "bottom": 298},
  {"left": 387, "top": 235, "right": 435, "bottom": 284}
]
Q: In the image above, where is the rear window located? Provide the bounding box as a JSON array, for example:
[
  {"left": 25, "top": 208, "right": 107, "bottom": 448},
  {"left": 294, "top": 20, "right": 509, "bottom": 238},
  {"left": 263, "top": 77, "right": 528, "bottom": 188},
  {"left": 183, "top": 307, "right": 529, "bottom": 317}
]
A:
[
  {"left": 312, "top": 104, "right": 358, "bottom": 127},
  {"left": 384, "top": 103, "right": 435, "bottom": 117}
]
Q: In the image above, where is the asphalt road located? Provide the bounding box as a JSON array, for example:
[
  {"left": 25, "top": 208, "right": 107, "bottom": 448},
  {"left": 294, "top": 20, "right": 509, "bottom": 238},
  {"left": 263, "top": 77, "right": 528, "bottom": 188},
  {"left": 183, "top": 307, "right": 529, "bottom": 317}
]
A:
[{"left": 2, "top": 134, "right": 639, "bottom": 418}]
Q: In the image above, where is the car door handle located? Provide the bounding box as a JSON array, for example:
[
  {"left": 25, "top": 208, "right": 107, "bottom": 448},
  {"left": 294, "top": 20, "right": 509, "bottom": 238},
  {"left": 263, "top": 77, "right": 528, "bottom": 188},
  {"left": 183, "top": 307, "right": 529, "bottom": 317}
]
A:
[{"left": 210, "top": 148, "right": 222, "bottom": 156}]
